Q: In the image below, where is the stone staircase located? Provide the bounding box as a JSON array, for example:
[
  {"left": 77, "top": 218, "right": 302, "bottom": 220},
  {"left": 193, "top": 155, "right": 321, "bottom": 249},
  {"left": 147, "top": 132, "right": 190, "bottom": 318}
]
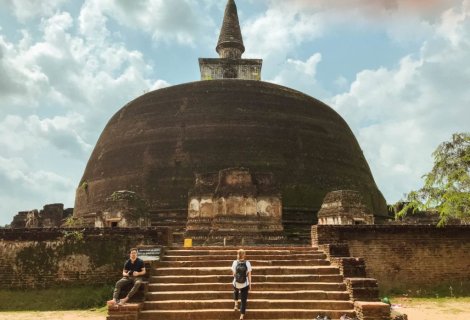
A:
[{"left": 139, "top": 246, "right": 356, "bottom": 320}]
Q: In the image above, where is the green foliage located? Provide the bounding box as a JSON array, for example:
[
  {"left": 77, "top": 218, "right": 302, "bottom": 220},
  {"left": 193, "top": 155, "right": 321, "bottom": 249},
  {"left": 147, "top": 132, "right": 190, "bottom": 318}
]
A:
[
  {"left": 63, "top": 215, "right": 84, "bottom": 228},
  {"left": 397, "top": 132, "right": 470, "bottom": 226},
  {"left": 0, "top": 285, "right": 112, "bottom": 311},
  {"left": 63, "top": 230, "right": 84, "bottom": 242}
]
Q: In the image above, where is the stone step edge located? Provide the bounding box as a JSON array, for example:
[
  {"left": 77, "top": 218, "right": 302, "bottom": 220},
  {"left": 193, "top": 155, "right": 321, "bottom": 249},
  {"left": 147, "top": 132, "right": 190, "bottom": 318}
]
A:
[
  {"left": 164, "top": 250, "right": 320, "bottom": 252},
  {"left": 162, "top": 254, "right": 326, "bottom": 258},
  {"left": 143, "top": 299, "right": 353, "bottom": 303},
  {"left": 154, "top": 266, "right": 337, "bottom": 270},
  {"left": 146, "top": 290, "right": 349, "bottom": 294},
  {"left": 166, "top": 245, "right": 319, "bottom": 250},
  {"left": 158, "top": 259, "right": 327, "bottom": 262},
  {"left": 139, "top": 308, "right": 355, "bottom": 313},
  {"left": 148, "top": 282, "right": 346, "bottom": 285}
]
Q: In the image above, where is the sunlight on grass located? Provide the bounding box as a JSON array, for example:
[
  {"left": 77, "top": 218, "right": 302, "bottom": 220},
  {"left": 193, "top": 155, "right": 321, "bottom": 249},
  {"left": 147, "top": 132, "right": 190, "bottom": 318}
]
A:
[{"left": 0, "top": 286, "right": 113, "bottom": 311}]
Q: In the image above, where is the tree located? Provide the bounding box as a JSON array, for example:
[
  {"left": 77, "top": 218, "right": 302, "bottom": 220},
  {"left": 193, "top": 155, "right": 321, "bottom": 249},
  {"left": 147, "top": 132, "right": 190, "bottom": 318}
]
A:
[{"left": 396, "top": 132, "right": 470, "bottom": 226}]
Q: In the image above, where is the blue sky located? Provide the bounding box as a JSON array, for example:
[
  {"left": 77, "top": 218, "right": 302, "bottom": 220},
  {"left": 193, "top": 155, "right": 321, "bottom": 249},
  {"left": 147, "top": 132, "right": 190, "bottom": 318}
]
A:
[{"left": 0, "top": 0, "right": 469, "bottom": 225}]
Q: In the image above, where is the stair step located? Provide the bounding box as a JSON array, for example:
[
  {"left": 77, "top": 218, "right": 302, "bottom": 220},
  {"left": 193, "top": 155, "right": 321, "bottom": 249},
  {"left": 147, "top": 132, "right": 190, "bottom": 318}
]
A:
[
  {"left": 146, "top": 290, "right": 350, "bottom": 301},
  {"left": 148, "top": 282, "right": 347, "bottom": 292},
  {"left": 139, "top": 309, "right": 356, "bottom": 320},
  {"left": 156, "top": 259, "right": 330, "bottom": 267},
  {"left": 166, "top": 246, "right": 318, "bottom": 250},
  {"left": 127, "top": 246, "right": 356, "bottom": 320},
  {"left": 163, "top": 249, "right": 320, "bottom": 256},
  {"left": 150, "top": 274, "right": 344, "bottom": 284},
  {"left": 162, "top": 253, "right": 326, "bottom": 261},
  {"left": 153, "top": 266, "right": 340, "bottom": 276},
  {"left": 143, "top": 299, "right": 353, "bottom": 310}
]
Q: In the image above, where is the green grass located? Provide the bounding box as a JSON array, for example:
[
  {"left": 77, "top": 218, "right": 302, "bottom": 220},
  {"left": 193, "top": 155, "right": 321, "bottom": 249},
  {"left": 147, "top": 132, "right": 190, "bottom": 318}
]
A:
[
  {"left": 382, "top": 282, "right": 470, "bottom": 298},
  {"left": 0, "top": 285, "right": 113, "bottom": 311},
  {"left": 391, "top": 296, "right": 470, "bottom": 304}
]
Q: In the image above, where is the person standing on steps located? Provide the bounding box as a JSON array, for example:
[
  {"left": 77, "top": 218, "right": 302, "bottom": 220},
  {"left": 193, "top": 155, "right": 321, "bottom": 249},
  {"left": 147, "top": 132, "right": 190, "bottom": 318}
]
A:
[
  {"left": 111, "top": 248, "right": 146, "bottom": 305},
  {"left": 232, "top": 248, "right": 252, "bottom": 320}
]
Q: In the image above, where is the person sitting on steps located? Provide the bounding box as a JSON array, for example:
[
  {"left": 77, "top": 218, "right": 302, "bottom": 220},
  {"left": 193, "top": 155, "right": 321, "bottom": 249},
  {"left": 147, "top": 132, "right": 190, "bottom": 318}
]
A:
[
  {"left": 232, "top": 248, "right": 252, "bottom": 320},
  {"left": 111, "top": 248, "right": 146, "bottom": 305}
]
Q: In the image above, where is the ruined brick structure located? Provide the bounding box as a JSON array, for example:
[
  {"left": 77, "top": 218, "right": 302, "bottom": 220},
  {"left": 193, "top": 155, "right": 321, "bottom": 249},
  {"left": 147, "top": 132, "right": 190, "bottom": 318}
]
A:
[
  {"left": 185, "top": 167, "right": 284, "bottom": 244},
  {"left": 318, "top": 190, "right": 375, "bottom": 225},
  {"left": 10, "top": 203, "right": 73, "bottom": 228},
  {"left": 73, "top": 0, "right": 387, "bottom": 237},
  {"left": 312, "top": 225, "right": 470, "bottom": 294},
  {"left": 0, "top": 227, "right": 171, "bottom": 288},
  {"left": 3, "top": 2, "right": 468, "bottom": 319}
]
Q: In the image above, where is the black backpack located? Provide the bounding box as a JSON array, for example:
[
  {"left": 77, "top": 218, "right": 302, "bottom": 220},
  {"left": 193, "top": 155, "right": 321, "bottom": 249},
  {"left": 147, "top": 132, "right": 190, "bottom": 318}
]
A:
[{"left": 235, "top": 261, "right": 248, "bottom": 284}]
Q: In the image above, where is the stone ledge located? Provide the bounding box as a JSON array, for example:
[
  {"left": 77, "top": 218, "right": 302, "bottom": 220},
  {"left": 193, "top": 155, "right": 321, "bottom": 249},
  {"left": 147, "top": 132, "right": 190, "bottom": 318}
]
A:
[
  {"left": 319, "top": 243, "right": 350, "bottom": 258},
  {"left": 345, "top": 278, "right": 380, "bottom": 302},
  {"left": 107, "top": 302, "right": 143, "bottom": 320},
  {"left": 354, "top": 301, "right": 391, "bottom": 320},
  {"left": 331, "top": 257, "right": 367, "bottom": 278}
]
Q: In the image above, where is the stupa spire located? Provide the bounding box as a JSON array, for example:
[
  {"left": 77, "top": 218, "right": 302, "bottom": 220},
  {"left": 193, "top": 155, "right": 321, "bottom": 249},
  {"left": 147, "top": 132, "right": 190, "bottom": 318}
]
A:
[
  {"left": 198, "top": 0, "right": 262, "bottom": 80},
  {"left": 216, "top": 0, "right": 245, "bottom": 59}
]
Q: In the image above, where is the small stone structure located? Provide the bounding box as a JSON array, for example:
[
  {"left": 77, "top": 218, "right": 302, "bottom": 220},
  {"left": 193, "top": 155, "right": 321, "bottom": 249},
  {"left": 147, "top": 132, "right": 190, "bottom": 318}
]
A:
[
  {"left": 318, "top": 190, "right": 374, "bottom": 225},
  {"left": 91, "top": 190, "right": 150, "bottom": 228},
  {"left": 10, "top": 204, "right": 73, "bottom": 228},
  {"left": 185, "top": 167, "right": 284, "bottom": 244}
]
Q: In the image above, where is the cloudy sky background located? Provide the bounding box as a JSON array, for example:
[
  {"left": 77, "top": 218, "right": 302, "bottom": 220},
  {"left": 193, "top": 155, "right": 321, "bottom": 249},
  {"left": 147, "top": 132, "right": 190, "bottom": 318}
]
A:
[{"left": 0, "top": 0, "right": 469, "bottom": 225}]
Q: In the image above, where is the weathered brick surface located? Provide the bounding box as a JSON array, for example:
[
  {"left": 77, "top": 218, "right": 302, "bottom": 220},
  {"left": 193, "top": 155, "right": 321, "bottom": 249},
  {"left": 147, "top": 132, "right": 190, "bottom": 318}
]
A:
[
  {"left": 345, "top": 278, "right": 380, "bottom": 301},
  {"left": 319, "top": 243, "right": 350, "bottom": 259},
  {"left": 331, "top": 257, "right": 367, "bottom": 278},
  {"left": 0, "top": 228, "right": 171, "bottom": 288},
  {"left": 354, "top": 301, "right": 390, "bottom": 320},
  {"left": 107, "top": 302, "right": 143, "bottom": 320},
  {"left": 312, "top": 225, "right": 470, "bottom": 293}
]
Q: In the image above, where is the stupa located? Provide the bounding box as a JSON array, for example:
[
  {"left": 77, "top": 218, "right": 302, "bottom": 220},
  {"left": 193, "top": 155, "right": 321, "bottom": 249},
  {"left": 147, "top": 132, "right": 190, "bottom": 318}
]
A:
[{"left": 74, "top": 0, "right": 387, "bottom": 242}]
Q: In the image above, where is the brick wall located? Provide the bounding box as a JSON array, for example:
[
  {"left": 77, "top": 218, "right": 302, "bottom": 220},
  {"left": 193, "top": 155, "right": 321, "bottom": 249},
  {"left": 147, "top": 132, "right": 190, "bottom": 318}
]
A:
[
  {"left": 312, "top": 225, "right": 470, "bottom": 294},
  {"left": 0, "top": 227, "right": 172, "bottom": 289}
]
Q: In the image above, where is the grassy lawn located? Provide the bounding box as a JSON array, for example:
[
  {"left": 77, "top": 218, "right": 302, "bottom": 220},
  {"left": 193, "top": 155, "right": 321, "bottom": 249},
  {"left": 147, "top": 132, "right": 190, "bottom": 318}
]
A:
[{"left": 0, "top": 286, "right": 112, "bottom": 311}]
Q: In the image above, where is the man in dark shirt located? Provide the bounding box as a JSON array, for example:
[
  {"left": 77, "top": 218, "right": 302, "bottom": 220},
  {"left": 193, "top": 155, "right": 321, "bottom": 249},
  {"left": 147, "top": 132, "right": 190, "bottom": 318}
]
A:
[{"left": 112, "top": 248, "right": 146, "bottom": 305}]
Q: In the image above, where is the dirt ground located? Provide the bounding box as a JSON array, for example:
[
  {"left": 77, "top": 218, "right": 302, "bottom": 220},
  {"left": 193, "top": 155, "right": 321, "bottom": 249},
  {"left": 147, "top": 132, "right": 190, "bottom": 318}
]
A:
[
  {"left": 392, "top": 297, "right": 470, "bottom": 320},
  {"left": 0, "top": 311, "right": 105, "bottom": 320},
  {"left": 0, "top": 300, "right": 469, "bottom": 320}
]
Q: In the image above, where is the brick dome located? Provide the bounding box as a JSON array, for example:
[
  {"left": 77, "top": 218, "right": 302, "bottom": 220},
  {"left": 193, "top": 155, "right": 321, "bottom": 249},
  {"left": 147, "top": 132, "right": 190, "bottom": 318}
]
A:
[{"left": 74, "top": 80, "right": 387, "bottom": 220}]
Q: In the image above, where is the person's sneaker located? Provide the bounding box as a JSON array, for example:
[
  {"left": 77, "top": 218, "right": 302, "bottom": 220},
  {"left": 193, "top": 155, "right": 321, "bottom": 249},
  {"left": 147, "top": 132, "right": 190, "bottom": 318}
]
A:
[
  {"left": 234, "top": 301, "right": 238, "bottom": 310},
  {"left": 114, "top": 299, "right": 120, "bottom": 304},
  {"left": 118, "top": 297, "right": 128, "bottom": 305}
]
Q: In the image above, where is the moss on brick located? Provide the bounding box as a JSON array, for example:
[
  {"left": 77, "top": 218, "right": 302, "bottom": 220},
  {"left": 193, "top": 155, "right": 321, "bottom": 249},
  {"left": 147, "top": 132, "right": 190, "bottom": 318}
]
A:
[{"left": 16, "top": 242, "right": 58, "bottom": 276}]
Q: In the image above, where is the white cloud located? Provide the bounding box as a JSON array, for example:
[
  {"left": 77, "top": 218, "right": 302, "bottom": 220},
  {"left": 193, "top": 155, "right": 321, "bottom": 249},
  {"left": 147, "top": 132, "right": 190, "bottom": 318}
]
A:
[
  {"left": 243, "top": 4, "right": 324, "bottom": 59},
  {"left": 0, "top": 6, "right": 169, "bottom": 224},
  {"left": 269, "top": 53, "right": 327, "bottom": 97},
  {"left": 329, "top": 1, "right": 470, "bottom": 203},
  {"left": 0, "top": 0, "right": 67, "bottom": 22},
  {"left": 78, "top": 0, "right": 215, "bottom": 46},
  {"left": 0, "top": 155, "right": 75, "bottom": 223}
]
